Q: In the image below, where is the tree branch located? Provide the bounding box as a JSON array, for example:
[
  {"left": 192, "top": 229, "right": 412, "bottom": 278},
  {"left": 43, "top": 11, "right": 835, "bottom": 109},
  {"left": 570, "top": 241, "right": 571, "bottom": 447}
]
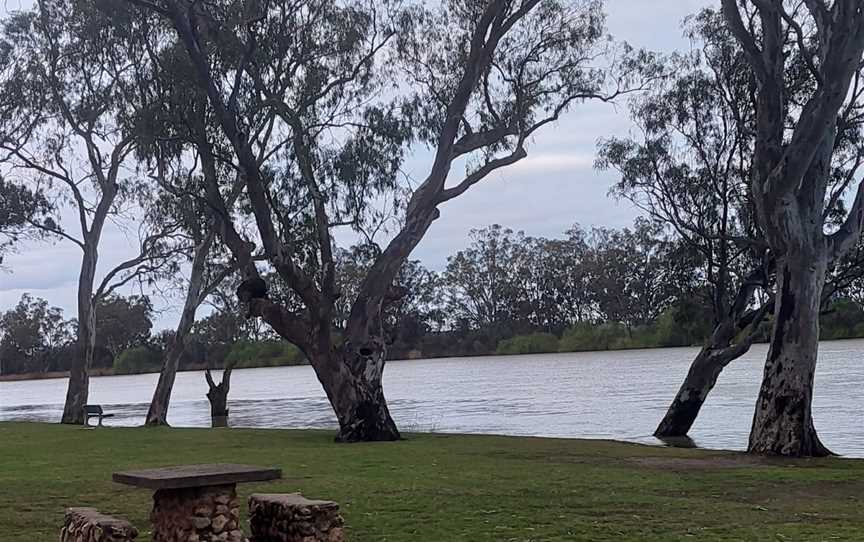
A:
[
  {"left": 437, "top": 147, "right": 528, "bottom": 204},
  {"left": 829, "top": 180, "right": 864, "bottom": 261},
  {"left": 721, "top": 0, "right": 767, "bottom": 83}
]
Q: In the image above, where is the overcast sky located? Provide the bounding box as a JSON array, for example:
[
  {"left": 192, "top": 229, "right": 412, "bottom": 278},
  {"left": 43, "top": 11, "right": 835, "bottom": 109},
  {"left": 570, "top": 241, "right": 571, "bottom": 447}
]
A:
[{"left": 0, "top": 0, "right": 714, "bottom": 330}]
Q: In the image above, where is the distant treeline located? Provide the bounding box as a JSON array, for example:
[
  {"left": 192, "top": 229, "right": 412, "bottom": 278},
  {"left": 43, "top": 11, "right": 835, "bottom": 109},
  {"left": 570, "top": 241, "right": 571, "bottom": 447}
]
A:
[{"left": 2, "top": 222, "right": 864, "bottom": 376}]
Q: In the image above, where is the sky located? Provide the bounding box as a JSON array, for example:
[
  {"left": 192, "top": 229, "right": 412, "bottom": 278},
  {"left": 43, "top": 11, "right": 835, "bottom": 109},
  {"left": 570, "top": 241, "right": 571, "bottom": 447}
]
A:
[{"left": 0, "top": 0, "right": 714, "bottom": 330}]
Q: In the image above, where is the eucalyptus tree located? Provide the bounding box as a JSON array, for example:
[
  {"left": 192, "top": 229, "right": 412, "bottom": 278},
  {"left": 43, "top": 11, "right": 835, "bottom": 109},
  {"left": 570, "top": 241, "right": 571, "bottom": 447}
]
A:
[
  {"left": 333, "top": 245, "right": 442, "bottom": 348},
  {"left": 583, "top": 220, "right": 692, "bottom": 333},
  {"left": 443, "top": 225, "right": 528, "bottom": 333},
  {"left": 118, "top": 0, "right": 656, "bottom": 441},
  {"left": 511, "top": 230, "right": 592, "bottom": 333},
  {"left": 0, "top": 177, "right": 52, "bottom": 266},
  {"left": 720, "top": 0, "right": 864, "bottom": 456},
  {"left": 145, "top": 187, "right": 246, "bottom": 426},
  {"left": 0, "top": 294, "right": 73, "bottom": 375},
  {"left": 0, "top": 2, "right": 183, "bottom": 423},
  {"left": 597, "top": 10, "right": 774, "bottom": 438}
]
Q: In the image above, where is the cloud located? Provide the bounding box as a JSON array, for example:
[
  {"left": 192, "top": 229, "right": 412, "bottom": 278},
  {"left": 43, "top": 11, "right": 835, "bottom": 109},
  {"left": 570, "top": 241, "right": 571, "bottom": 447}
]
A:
[{"left": 508, "top": 153, "right": 596, "bottom": 173}]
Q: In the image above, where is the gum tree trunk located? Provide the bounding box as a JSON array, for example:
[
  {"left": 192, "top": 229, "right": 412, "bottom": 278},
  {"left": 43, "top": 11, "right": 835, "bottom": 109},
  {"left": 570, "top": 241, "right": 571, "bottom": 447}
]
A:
[
  {"left": 654, "top": 318, "right": 771, "bottom": 439},
  {"left": 61, "top": 245, "right": 98, "bottom": 425},
  {"left": 655, "top": 344, "right": 732, "bottom": 438},
  {"left": 748, "top": 257, "right": 832, "bottom": 456},
  {"left": 655, "top": 265, "right": 772, "bottom": 439},
  {"left": 145, "top": 236, "right": 212, "bottom": 426},
  {"left": 654, "top": 334, "right": 762, "bottom": 440},
  {"left": 323, "top": 345, "right": 400, "bottom": 443},
  {"left": 654, "top": 333, "right": 761, "bottom": 438}
]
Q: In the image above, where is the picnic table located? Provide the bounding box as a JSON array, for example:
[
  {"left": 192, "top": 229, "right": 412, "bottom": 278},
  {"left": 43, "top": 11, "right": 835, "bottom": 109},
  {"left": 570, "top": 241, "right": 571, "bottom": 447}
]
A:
[{"left": 113, "top": 463, "right": 281, "bottom": 542}]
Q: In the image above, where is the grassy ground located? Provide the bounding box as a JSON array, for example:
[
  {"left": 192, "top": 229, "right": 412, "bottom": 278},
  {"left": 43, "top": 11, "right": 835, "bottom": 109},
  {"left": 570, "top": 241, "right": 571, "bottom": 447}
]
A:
[{"left": 1, "top": 423, "right": 863, "bottom": 541}]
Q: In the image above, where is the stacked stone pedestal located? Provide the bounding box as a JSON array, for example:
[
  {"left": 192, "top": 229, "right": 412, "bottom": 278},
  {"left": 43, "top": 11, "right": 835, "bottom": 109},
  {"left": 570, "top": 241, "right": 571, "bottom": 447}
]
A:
[
  {"left": 151, "top": 484, "right": 245, "bottom": 542},
  {"left": 60, "top": 507, "right": 138, "bottom": 542},
  {"left": 248, "top": 494, "right": 345, "bottom": 542}
]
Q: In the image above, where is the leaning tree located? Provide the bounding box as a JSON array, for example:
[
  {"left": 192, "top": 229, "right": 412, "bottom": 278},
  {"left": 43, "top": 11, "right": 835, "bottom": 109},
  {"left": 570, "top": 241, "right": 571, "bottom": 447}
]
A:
[
  {"left": 603, "top": 6, "right": 864, "bottom": 445},
  {"left": 0, "top": 2, "right": 184, "bottom": 423},
  {"left": 598, "top": 9, "right": 773, "bottom": 439},
  {"left": 117, "top": 0, "right": 658, "bottom": 441},
  {"left": 721, "top": 0, "right": 864, "bottom": 456}
]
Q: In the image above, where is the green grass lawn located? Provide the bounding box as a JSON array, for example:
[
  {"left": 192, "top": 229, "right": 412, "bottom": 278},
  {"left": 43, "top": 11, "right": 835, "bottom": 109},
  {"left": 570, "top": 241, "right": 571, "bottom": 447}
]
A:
[{"left": 1, "top": 422, "right": 863, "bottom": 541}]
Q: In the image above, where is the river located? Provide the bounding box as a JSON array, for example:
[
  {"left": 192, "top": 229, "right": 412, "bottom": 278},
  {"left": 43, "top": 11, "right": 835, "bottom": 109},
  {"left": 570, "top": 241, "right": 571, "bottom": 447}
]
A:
[{"left": 1, "top": 339, "right": 862, "bottom": 456}]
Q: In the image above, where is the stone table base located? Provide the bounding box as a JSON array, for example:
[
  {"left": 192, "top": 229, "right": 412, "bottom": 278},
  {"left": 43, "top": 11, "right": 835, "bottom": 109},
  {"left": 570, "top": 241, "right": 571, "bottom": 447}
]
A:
[
  {"left": 151, "top": 484, "right": 245, "bottom": 542},
  {"left": 248, "top": 493, "right": 344, "bottom": 542}
]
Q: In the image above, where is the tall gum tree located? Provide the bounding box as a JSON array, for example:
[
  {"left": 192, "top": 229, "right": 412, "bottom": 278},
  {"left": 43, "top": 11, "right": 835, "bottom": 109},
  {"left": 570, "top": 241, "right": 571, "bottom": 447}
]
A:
[
  {"left": 721, "top": 0, "right": 864, "bottom": 456},
  {"left": 118, "top": 0, "right": 659, "bottom": 441},
  {"left": 0, "top": 2, "right": 183, "bottom": 423},
  {"left": 144, "top": 187, "right": 244, "bottom": 426},
  {"left": 603, "top": 6, "right": 864, "bottom": 443},
  {"left": 598, "top": 9, "right": 773, "bottom": 439}
]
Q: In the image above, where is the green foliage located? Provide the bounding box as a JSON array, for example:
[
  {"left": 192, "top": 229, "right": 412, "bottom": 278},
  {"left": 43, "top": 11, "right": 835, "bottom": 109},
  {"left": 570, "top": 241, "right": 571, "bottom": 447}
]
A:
[
  {"left": 652, "top": 300, "right": 714, "bottom": 347},
  {"left": 95, "top": 295, "right": 154, "bottom": 361},
  {"left": 496, "top": 332, "right": 559, "bottom": 355},
  {"left": 113, "top": 346, "right": 161, "bottom": 375},
  {"left": 0, "top": 177, "right": 53, "bottom": 264},
  {"left": 821, "top": 299, "right": 864, "bottom": 340},
  {"left": 0, "top": 294, "right": 73, "bottom": 375},
  {"left": 559, "top": 322, "right": 625, "bottom": 352},
  {"left": 224, "top": 340, "right": 304, "bottom": 369}
]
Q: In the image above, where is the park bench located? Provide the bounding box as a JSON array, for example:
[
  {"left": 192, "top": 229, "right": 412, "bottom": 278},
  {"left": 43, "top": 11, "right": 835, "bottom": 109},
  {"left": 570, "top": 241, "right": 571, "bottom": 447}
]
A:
[{"left": 83, "top": 404, "right": 114, "bottom": 427}]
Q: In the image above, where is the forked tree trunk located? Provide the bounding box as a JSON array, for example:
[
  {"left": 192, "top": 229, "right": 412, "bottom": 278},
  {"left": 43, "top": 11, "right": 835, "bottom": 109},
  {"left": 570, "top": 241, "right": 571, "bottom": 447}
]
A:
[
  {"left": 205, "top": 367, "right": 232, "bottom": 428},
  {"left": 145, "top": 237, "right": 212, "bottom": 426},
  {"left": 61, "top": 247, "right": 98, "bottom": 425},
  {"left": 748, "top": 257, "right": 832, "bottom": 457},
  {"left": 655, "top": 313, "right": 765, "bottom": 438},
  {"left": 313, "top": 344, "right": 400, "bottom": 443},
  {"left": 655, "top": 263, "right": 772, "bottom": 439}
]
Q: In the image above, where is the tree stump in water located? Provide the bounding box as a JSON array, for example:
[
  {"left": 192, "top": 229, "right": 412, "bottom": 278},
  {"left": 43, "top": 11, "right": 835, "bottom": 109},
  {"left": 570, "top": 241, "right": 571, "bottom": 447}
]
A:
[{"left": 205, "top": 367, "right": 232, "bottom": 428}]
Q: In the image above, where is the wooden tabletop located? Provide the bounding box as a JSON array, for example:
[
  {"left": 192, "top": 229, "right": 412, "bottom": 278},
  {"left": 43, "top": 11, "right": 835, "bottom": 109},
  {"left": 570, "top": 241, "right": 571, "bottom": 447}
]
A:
[{"left": 112, "top": 463, "right": 282, "bottom": 490}]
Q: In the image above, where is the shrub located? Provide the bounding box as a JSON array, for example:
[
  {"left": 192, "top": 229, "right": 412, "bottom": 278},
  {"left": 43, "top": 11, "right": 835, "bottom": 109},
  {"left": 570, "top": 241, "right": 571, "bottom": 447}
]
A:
[
  {"left": 496, "top": 332, "right": 559, "bottom": 355},
  {"left": 559, "top": 322, "right": 628, "bottom": 352},
  {"left": 224, "top": 339, "right": 305, "bottom": 368},
  {"left": 114, "top": 346, "right": 162, "bottom": 375}
]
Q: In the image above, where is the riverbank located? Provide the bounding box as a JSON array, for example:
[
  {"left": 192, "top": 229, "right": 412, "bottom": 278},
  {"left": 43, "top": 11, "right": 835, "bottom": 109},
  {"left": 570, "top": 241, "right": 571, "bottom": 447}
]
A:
[
  {"left": 0, "top": 367, "right": 116, "bottom": 382},
  {"left": 2, "top": 422, "right": 863, "bottom": 541}
]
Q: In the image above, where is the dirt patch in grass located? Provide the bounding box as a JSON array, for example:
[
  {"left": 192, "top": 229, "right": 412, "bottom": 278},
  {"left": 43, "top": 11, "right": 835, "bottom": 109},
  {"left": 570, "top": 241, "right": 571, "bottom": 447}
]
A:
[{"left": 627, "top": 455, "right": 767, "bottom": 470}]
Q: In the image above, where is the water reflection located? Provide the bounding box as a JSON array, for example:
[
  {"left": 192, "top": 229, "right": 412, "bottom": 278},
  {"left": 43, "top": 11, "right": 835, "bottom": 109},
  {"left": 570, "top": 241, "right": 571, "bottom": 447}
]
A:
[{"left": 2, "top": 339, "right": 863, "bottom": 456}]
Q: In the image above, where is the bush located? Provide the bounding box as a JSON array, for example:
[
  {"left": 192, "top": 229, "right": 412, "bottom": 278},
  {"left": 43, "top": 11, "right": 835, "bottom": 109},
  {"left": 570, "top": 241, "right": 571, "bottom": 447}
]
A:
[
  {"left": 224, "top": 339, "right": 305, "bottom": 368},
  {"left": 559, "top": 322, "right": 627, "bottom": 352},
  {"left": 609, "top": 326, "right": 660, "bottom": 350},
  {"left": 821, "top": 298, "right": 864, "bottom": 340},
  {"left": 496, "top": 332, "right": 559, "bottom": 355},
  {"left": 114, "top": 346, "right": 162, "bottom": 375}
]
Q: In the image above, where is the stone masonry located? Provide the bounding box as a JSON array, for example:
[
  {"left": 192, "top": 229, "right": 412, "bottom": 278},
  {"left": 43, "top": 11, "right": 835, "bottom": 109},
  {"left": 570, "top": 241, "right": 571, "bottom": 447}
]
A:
[
  {"left": 151, "top": 484, "right": 245, "bottom": 542},
  {"left": 248, "top": 493, "right": 345, "bottom": 542},
  {"left": 60, "top": 507, "right": 138, "bottom": 542}
]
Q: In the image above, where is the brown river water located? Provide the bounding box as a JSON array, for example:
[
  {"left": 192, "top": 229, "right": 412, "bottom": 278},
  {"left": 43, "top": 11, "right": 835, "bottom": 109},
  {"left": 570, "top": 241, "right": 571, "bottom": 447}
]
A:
[{"left": 1, "top": 339, "right": 862, "bottom": 456}]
